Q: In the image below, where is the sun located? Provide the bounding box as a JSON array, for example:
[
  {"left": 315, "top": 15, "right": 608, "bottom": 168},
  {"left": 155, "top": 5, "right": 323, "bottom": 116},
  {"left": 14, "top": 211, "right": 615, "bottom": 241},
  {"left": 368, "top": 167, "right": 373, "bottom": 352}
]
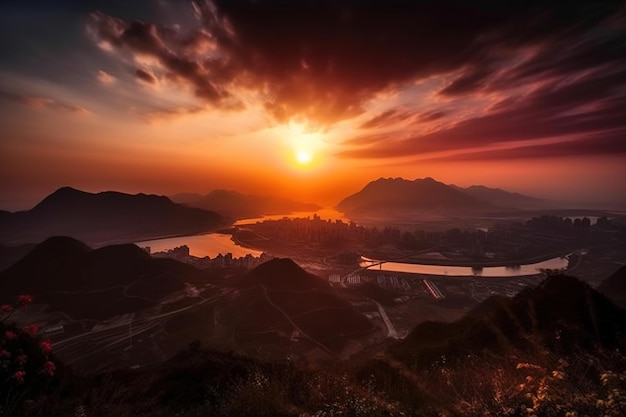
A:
[{"left": 296, "top": 150, "right": 313, "bottom": 165}]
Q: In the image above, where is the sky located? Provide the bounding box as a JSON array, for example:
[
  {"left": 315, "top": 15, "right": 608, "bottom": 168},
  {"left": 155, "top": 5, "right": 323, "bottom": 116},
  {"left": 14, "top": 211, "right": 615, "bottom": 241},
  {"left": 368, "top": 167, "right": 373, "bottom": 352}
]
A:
[{"left": 1, "top": 0, "right": 625, "bottom": 211}]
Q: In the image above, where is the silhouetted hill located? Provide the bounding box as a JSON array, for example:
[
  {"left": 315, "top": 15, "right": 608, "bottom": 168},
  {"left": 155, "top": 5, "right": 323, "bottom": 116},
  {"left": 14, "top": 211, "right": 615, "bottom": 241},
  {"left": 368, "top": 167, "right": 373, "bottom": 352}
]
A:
[
  {"left": 171, "top": 189, "right": 320, "bottom": 219},
  {"left": 392, "top": 275, "right": 626, "bottom": 368},
  {"left": 235, "top": 258, "right": 330, "bottom": 291},
  {"left": 0, "top": 236, "right": 91, "bottom": 286},
  {"left": 337, "top": 177, "right": 489, "bottom": 215},
  {"left": 598, "top": 265, "right": 626, "bottom": 309},
  {"left": 458, "top": 184, "right": 545, "bottom": 208},
  {"left": 0, "top": 237, "right": 209, "bottom": 319},
  {"left": 219, "top": 258, "right": 375, "bottom": 354},
  {"left": 0, "top": 242, "right": 37, "bottom": 273},
  {"left": 0, "top": 187, "right": 223, "bottom": 245}
]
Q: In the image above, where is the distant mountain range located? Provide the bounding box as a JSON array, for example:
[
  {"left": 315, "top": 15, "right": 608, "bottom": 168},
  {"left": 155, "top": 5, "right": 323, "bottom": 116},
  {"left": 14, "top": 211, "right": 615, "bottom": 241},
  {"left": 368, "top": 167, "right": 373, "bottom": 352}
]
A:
[
  {"left": 337, "top": 177, "right": 544, "bottom": 215},
  {"left": 171, "top": 189, "right": 321, "bottom": 219},
  {"left": 0, "top": 187, "right": 223, "bottom": 246}
]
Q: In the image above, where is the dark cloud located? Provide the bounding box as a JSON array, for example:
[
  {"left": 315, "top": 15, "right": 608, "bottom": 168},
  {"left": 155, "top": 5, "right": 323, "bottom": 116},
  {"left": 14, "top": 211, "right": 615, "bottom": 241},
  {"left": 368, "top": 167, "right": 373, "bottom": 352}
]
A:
[
  {"left": 135, "top": 68, "right": 156, "bottom": 84},
  {"left": 438, "top": 64, "right": 494, "bottom": 96},
  {"left": 340, "top": 78, "right": 626, "bottom": 160},
  {"left": 87, "top": 4, "right": 240, "bottom": 108},
  {"left": 86, "top": 0, "right": 626, "bottom": 160},
  {"left": 432, "top": 130, "right": 626, "bottom": 162},
  {"left": 0, "top": 91, "right": 88, "bottom": 114},
  {"left": 417, "top": 111, "right": 446, "bottom": 123},
  {"left": 358, "top": 109, "right": 413, "bottom": 129}
]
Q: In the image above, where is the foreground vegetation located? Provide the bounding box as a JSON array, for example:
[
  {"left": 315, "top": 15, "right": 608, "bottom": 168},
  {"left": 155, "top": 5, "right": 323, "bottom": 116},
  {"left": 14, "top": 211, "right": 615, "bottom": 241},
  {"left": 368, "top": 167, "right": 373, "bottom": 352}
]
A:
[
  {"left": 3, "top": 274, "right": 626, "bottom": 417},
  {"left": 2, "top": 345, "right": 625, "bottom": 417}
]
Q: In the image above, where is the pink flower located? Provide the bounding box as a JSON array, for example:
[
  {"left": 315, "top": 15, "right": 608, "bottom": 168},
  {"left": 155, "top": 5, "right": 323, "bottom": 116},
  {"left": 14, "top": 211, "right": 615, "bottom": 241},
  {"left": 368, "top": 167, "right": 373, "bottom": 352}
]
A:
[
  {"left": 14, "top": 370, "right": 25, "bottom": 383},
  {"left": 39, "top": 339, "right": 52, "bottom": 354},
  {"left": 5, "top": 330, "right": 15, "bottom": 340},
  {"left": 16, "top": 354, "right": 27, "bottom": 365},
  {"left": 23, "top": 324, "right": 38, "bottom": 336},
  {"left": 43, "top": 361, "right": 55, "bottom": 376},
  {"left": 16, "top": 294, "right": 33, "bottom": 308},
  {"left": 1, "top": 304, "right": 12, "bottom": 312},
  {"left": 0, "top": 349, "right": 10, "bottom": 358}
]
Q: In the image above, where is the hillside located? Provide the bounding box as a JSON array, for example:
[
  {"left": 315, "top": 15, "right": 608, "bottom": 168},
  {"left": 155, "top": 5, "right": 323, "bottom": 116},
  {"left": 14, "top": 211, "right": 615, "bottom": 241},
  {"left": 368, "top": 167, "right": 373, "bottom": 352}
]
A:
[
  {"left": 337, "top": 177, "right": 546, "bottom": 216},
  {"left": 598, "top": 265, "right": 626, "bottom": 309},
  {"left": 0, "top": 236, "right": 210, "bottom": 320},
  {"left": 8, "top": 273, "right": 626, "bottom": 417},
  {"left": 392, "top": 275, "right": 626, "bottom": 368},
  {"left": 459, "top": 184, "right": 545, "bottom": 208},
  {"left": 0, "top": 187, "right": 223, "bottom": 246},
  {"left": 218, "top": 258, "right": 376, "bottom": 354},
  {"left": 171, "top": 189, "right": 320, "bottom": 219},
  {"left": 337, "top": 177, "right": 489, "bottom": 215}
]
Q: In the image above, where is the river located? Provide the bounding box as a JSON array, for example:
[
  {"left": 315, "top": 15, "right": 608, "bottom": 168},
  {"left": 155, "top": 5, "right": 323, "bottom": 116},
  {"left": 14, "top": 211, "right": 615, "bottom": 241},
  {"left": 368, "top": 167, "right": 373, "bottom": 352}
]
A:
[
  {"left": 360, "top": 256, "right": 570, "bottom": 277},
  {"left": 137, "top": 209, "right": 348, "bottom": 258},
  {"left": 233, "top": 208, "right": 350, "bottom": 225},
  {"left": 136, "top": 233, "right": 262, "bottom": 258}
]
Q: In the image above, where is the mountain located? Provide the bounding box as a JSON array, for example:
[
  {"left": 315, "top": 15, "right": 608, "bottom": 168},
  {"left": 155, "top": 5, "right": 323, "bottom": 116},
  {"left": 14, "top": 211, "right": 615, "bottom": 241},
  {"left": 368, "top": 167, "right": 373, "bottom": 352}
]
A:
[
  {"left": 234, "top": 257, "right": 330, "bottom": 291},
  {"left": 456, "top": 184, "right": 544, "bottom": 208},
  {"left": 598, "top": 265, "right": 626, "bottom": 309},
  {"left": 0, "top": 187, "right": 223, "bottom": 245},
  {"left": 0, "top": 242, "right": 37, "bottom": 273},
  {"left": 391, "top": 275, "right": 626, "bottom": 368},
  {"left": 0, "top": 236, "right": 210, "bottom": 320},
  {"left": 14, "top": 274, "right": 626, "bottom": 417},
  {"left": 337, "top": 177, "right": 549, "bottom": 216},
  {"left": 218, "top": 258, "right": 376, "bottom": 354},
  {"left": 0, "top": 241, "right": 375, "bottom": 371},
  {"left": 171, "top": 189, "right": 320, "bottom": 219},
  {"left": 337, "top": 177, "right": 489, "bottom": 215}
]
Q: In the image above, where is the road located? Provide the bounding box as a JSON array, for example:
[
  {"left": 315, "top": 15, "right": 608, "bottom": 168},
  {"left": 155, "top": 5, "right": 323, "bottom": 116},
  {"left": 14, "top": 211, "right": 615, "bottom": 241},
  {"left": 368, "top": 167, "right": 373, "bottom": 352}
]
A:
[{"left": 372, "top": 300, "right": 399, "bottom": 339}]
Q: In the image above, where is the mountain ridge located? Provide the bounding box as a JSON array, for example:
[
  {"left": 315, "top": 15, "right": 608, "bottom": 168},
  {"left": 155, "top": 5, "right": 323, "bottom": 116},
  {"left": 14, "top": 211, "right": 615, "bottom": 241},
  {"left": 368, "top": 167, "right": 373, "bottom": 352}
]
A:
[
  {"left": 337, "top": 177, "right": 545, "bottom": 215},
  {"left": 391, "top": 274, "right": 626, "bottom": 368},
  {"left": 0, "top": 187, "right": 224, "bottom": 246},
  {"left": 171, "top": 189, "right": 321, "bottom": 219}
]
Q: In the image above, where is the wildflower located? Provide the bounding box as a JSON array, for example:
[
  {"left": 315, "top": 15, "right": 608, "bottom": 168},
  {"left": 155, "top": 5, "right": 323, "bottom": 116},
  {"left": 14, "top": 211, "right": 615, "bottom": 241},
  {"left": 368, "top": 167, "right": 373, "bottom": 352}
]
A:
[
  {"left": 5, "top": 329, "right": 15, "bottom": 340},
  {"left": 0, "top": 349, "right": 10, "bottom": 358},
  {"left": 39, "top": 339, "right": 52, "bottom": 354},
  {"left": 14, "top": 370, "right": 25, "bottom": 383},
  {"left": 16, "top": 294, "right": 33, "bottom": 308},
  {"left": 16, "top": 354, "right": 27, "bottom": 365},
  {"left": 552, "top": 370, "right": 565, "bottom": 380},
  {"left": 23, "top": 324, "right": 38, "bottom": 336},
  {"left": 43, "top": 361, "right": 55, "bottom": 376}
]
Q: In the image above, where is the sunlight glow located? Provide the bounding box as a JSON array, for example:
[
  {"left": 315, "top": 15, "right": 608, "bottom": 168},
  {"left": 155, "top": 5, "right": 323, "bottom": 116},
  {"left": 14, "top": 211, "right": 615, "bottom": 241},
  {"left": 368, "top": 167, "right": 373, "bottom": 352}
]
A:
[
  {"left": 296, "top": 150, "right": 313, "bottom": 164},
  {"left": 277, "top": 121, "right": 329, "bottom": 169}
]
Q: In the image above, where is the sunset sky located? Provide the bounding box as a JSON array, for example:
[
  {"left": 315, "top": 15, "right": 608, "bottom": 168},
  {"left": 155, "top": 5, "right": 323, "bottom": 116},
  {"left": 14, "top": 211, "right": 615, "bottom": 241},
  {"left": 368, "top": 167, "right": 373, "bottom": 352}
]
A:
[{"left": 1, "top": 0, "right": 625, "bottom": 211}]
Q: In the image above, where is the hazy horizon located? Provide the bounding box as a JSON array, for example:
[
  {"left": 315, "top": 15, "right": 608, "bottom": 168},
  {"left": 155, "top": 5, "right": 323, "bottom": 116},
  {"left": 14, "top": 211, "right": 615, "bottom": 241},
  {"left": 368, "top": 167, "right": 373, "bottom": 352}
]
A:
[
  {"left": 3, "top": 175, "right": 626, "bottom": 214},
  {"left": 1, "top": 1, "right": 625, "bottom": 211}
]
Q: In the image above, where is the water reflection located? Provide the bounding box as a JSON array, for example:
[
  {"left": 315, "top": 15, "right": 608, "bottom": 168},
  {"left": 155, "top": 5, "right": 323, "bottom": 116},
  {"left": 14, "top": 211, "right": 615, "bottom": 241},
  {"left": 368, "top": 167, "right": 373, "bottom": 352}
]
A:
[
  {"left": 137, "top": 233, "right": 262, "bottom": 258},
  {"left": 361, "top": 256, "right": 569, "bottom": 277}
]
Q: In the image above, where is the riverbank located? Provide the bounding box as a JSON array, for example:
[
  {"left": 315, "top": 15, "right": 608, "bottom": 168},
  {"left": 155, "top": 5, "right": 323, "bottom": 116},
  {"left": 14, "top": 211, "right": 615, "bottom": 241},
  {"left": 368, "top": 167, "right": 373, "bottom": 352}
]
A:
[{"left": 362, "top": 247, "right": 583, "bottom": 269}]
